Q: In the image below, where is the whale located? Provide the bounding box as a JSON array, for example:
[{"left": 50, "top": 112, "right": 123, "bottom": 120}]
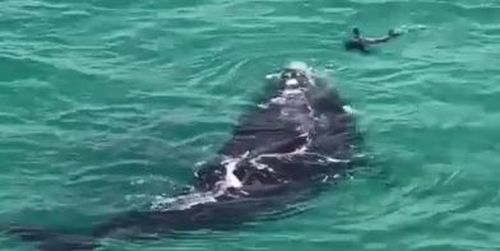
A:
[{"left": 2, "top": 63, "right": 360, "bottom": 250}]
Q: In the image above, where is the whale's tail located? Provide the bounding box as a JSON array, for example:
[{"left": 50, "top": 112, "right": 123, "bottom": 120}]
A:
[{"left": 2, "top": 224, "right": 98, "bottom": 251}]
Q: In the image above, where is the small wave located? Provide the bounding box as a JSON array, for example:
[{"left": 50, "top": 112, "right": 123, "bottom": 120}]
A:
[
  {"left": 398, "top": 24, "right": 428, "bottom": 34},
  {"left": 287, "top": 61, "right": 310, "bottom": 71}
]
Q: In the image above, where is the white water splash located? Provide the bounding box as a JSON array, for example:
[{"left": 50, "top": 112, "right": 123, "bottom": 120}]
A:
[
  {"left": 342, "top": 105, "right": 356, "bottom": 115},
  {"left": 151, "top": 191, "right": 217, "bottom": 211},
  {"left": 221, "top": 158, "right": 243, "bottom": 189},
  {"left": 214, "top": 151, "right": 250, "bottom": 192},
  {"left": 265, "top": 73, "right": 280, "bottom": 80},
  {"left": 399, "top": 24, "right": 427, "bottom": 33}
]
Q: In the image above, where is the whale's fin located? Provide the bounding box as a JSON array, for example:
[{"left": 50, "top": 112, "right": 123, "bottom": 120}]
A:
[{"left": 2, "top": 224, "right": 98, "bottom": 251}]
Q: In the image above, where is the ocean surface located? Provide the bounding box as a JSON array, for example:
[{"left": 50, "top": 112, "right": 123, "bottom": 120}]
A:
[{"left": 1, "top": 0, "right": 500, "bottom": 250}]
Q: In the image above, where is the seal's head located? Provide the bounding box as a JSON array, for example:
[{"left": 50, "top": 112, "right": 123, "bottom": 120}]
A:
[{"left": 352, "top": 27, "right": 361, "bottom": 38}]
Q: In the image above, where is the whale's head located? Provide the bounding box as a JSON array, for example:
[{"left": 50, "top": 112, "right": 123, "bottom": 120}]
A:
[
  {"left": 279, "top": 66, "right": 314, "bottom": 90},
  {"left": 265, "top": 62, "right": 315, "bottom": 90}
]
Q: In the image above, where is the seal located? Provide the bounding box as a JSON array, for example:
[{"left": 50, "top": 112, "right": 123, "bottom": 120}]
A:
[
  {"left": 2, "top": 63, "right": 360, "bottom": 251},
  {"left": 344, "top": 27, "right": 403, "bottom": 53}
]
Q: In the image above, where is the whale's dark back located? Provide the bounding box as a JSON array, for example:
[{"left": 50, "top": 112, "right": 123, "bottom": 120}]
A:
[
  {"left": 195, "top": 67, "right": 357, "bottom": 192},
  {"left": 2, "top": 67, "right": 360, "bottom": 251}
]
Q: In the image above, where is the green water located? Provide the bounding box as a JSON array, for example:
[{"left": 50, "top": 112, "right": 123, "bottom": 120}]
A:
[{"left": 2, "top": 0, "right": 500, "bottom": 250}]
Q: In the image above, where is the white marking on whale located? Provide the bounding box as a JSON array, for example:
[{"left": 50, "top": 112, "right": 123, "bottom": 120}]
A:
[{"left": 285, "top": 78, "right": 299, "bottom": 86}]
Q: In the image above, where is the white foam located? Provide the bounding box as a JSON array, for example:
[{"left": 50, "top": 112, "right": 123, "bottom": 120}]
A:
[
  {"left": 283, "top": 88, "right": 303, "bottom": 97},
  {"left": 258, "top": 103, "right": 269, "bottom": 109},
  {"left": 222, "top": 158, "right": 243, "bottom": 188},
  {"left": 195, "top": 161, "right": 206, "bottom": 167},
  {"left": 293, "top": 142, "right": 309, "bottom": 154},
  {"left": 271, "top": 96, "right": 286, "bottom": 104},
  {"left": 218, "top": 152, "right": 250, "bottom": 190},
  {"left": 248, "top": 133, "right": 310, "bottom": 171},
  {"left": 249, "top": 157, "right": 270, "bottom": 170},
  {"left": 151, "top": 191, "right": 217, "bottom": 211},
  {"left": 131, "top": 179, "right": 145, "bottom": 185},
  {"left": 265, "top": 73, "right": 280, "bottom": 80},
  {"left": 325, "top": 157, "right": 350, "bottom": 163},
  {"left": 342, "top": 105, "right": 356, "bottom": 115}
]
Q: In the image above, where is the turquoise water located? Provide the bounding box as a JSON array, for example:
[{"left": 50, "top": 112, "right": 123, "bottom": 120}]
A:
[{"left": 2, "top": 0, "right": 500, "bottom": 250}]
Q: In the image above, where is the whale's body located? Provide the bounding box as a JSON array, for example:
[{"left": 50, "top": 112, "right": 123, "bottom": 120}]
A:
[
  {"left": 195, "top": 66, "right": 356, "bottom": 196},
  {"left": 3, "top": 65, "right": 359, "bottom": 250}
]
